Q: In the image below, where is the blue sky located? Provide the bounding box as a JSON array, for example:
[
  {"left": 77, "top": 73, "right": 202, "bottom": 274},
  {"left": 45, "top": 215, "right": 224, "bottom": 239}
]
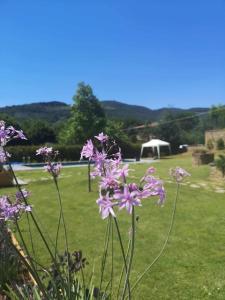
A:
[{"left": 0, "top": 0, "right": 225, "bottom": 109}]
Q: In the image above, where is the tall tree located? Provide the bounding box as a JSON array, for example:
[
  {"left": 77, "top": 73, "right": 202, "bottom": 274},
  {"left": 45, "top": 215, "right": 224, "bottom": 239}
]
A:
[{"left": 59, "top": 82, "right": 106, "bottom": 144}]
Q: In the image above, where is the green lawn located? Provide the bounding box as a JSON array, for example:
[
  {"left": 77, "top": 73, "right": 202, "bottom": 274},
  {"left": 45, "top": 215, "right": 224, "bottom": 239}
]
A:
[{"left": 1, "top": 153, "right": 225, "bottom": 299}]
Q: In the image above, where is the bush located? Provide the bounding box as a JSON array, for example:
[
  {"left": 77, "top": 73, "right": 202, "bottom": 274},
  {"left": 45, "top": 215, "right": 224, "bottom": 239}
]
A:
[
  {"left": 0, "top": 222, "right": 22, "bottom": 292},
  {"left": 6, "top": 145, "right": 82, "bottom": 162},
  {"left": 215, "top": 155, "right": 225, "bottom": 177},
  {"left": 6, "top": 142, "right": 141, "bottom": 162},
  {"left": 118, "top": 140, "right": 141, "bottom": 159},
  {"left": 216, "top": 138, "right": 225, "bottom": 150},
  {"left": 207, "top": 139, "right": 214, "bottom": 150}
]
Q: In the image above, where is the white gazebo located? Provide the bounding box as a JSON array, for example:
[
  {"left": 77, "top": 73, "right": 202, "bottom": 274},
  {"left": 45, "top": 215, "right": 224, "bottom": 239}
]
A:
[{"left": 140, "top": 139, "right": 171, "bottom": 159}]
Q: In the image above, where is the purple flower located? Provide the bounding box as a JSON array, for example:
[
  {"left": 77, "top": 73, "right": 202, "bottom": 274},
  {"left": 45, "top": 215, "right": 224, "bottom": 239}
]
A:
[
  {"left": 100, "top": 169, "right": 119, "bottom": 190},
  {"left": 16, "top": 189, "right": 31, "bottom": 201},
  {"left": 44, "top": 162, "right": 62, "bottom": 178},
  {"left": 36, "top": 146, "right": 53, "bottom": 157},
  {"left": 170, "top": 167, "right": 190, "bottom": 182},
  {"left": 0, "top": 121, "right": 26, "bottom": 146},
  {"left": 80, "top": 140, "right": 94, "bottom": 160},
  {"left": 147, "top": 166, "right": 156, "bottom": 174},
  {"left": 96, "top": 193, "right": 116, "bottom": 219},
  {"left": 0, "top": 149, "right": 10, "bottom": 163},
  {"left": 114, "top": 185, "right": 142, "bottom": 214},
  {"left": 116, "top": 164, "right": 129, "bottom": 181},
  {"left": 0, "top": 195, "right": 31, "bottom": 221},
  {"left": 143, "top": 176, "right": 166, "bottom": 205},
  {"left": 95, "top": 132, "right": 108, "bottom": 143}
]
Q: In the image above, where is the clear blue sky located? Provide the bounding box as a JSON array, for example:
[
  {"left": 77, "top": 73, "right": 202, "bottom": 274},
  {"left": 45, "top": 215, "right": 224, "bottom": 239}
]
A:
[{"left": 0, "top": 0, "right": 225, "bottom": 109}]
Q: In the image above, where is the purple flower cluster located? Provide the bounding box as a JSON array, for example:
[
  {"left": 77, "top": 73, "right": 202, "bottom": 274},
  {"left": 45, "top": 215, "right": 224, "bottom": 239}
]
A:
[
  {"left": 36, "top": 146, "right": 62, "bottom": 178},
  {"left": 81, "top": 133, "right": 166, "bottom": 219},
  {"left": 170, "top": 167, "right": 190, "bottom": 182},
  {"left": 0, "top": 120, "right": 27, "bottom": 163},
  {"left": 0, "top": 121, "right": 26, "bottom": 146},
  {"left": 0, "top": 189, "right": 32, "bottom": 221},
  {"left": 0, "top": 150, "right": 11, "bottom": 163}
]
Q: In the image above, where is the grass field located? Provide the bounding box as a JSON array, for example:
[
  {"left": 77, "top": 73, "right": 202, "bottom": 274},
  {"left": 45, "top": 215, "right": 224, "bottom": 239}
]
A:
[{"left": 1, "top": 152, "right": 225, "bottom": 299}]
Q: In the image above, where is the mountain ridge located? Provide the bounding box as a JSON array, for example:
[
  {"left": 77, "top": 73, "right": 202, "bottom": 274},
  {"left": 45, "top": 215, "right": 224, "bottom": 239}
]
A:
[{"left": 0, "top": 100, "right": 209, "bottom": 123}]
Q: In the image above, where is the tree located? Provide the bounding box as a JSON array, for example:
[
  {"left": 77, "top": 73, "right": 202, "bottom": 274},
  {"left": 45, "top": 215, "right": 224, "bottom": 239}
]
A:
[
  {"left": 24, "top": 120, "right": 56, "bottom": 145},
  {"left": 105, "top": 119, "right": 129, "bottom": 142},
  {"left": 59, "top": 82, "right": 106, "bottom": 144},
  {"left": 152, "top": 112, "right": 183, "bottom": 153},
  {"left": 209, "top": 105, "right": 225, "bottom": 129}
]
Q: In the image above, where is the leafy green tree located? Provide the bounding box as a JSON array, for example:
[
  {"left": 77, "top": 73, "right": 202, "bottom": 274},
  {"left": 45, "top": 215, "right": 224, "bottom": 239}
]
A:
[
  {"left": 209, "top": 105, "right": 225, "bottom": 129},
  {"left": 105, "top": 120, "right": 129, "bottom": 142},
  {"left": 24, "top": 120, "right": 56, "bottom": 145},
  {"left": 59, "top": 82, "right": 106, "bottom": 144},
  {"left": 152, "top": 112, "right": 183, "bottom": 153}
]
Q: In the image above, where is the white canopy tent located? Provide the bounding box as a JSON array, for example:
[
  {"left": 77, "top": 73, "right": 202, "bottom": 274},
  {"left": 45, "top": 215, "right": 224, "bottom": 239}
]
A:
[{"left": 140, "top": 139, "right": 171, "bottom": 159}]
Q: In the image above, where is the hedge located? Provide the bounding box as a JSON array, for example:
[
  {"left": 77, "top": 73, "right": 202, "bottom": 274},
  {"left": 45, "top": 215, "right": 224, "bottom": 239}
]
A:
[{"left": 6, "top": 142, "right": 141, "bottom": 162}]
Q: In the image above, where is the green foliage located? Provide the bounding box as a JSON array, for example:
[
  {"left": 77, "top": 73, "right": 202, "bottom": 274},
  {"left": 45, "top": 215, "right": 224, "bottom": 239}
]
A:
[
  {"left": 105, "top": 120, "right": 129, "bottom": 142},
  {"left": 0, "top": 101, "right": 70, "bottom": 124},
  {"left": 6, "top": 145, "right": 82, "bottom": 162},
  {"left": 209, "top": 105, "right": 225, "bottom": 129},
  {"left": 152, "top": 112, "right": 183, "bottom": 153},
  {"left": 23, "top": 120, "right": 57, "bottom": 145},
  {"left": 215, "top": 155, "right": 225, "bottom": 177},
  {"left": 216, "top": 138, "right": 225, "bottom": 150},
  {"left": 60, "top": 82, "right": 106, "bottom": 144},
  {"left": 6, "top": 141, "right": 140, "bottom": 162},
  {"left": 2, "top": 154, "right": 225, "bottom": 299},
  {"left": 207, "top": 139, "right": 214, "bottom": 150},
  {"left": 0, "top": 222, "right": 22, "bottom": 293}
]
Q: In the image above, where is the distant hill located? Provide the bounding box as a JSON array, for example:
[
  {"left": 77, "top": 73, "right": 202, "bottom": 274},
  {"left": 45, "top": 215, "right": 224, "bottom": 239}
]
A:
[
  {"left": 101, "top": 100, "right": 208, "bottom": 121},
  {"left": 0, "top": 101, "right": 71, "bottom": 123},
  {"left": 0, "top": 100, "right": 209, "bottom": 123}
]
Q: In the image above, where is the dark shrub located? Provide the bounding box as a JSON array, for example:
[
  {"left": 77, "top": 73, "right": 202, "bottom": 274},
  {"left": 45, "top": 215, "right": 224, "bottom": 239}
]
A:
[
  {"left": 6, "top": 142, "right": 141, "bottom": 162},
  {"left": 216, "top": 138, "right": 225, "bottom": 150}
]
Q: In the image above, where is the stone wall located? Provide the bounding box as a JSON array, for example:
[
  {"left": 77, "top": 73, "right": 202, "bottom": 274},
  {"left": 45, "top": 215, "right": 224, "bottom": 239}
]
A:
[{"left": 205, "top": 129, "right": 225, "bottom": 148}]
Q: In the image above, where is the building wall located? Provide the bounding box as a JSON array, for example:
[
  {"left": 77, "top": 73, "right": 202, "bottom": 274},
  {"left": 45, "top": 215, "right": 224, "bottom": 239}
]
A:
[{"left": 205, "top": 129, "right": 225, "bottom": 148}]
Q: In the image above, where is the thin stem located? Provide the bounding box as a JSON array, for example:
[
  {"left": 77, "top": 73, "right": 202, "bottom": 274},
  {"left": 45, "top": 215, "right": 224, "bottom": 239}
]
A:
[
  {"left": 10, "top": 240, "right": 49, "bottom": 299},
  {"left": 6, "top": 155, "right": 57, "bottom": 262},
  {"left": 4, "top": 151, "right": 67, "bottom": 297},
  {"left": 99, "top": 217, "right": 111, "bottom": 297},
  {"left": 110, "top": 221, "right": 114, "bottom": 299},
  {"left": 117, "top": 239, "right": 131, "bottom": 299},
  {"left": 55, "top": 207, "right": 62, "bottom": 259},
  {"left": 26, "top": 213, "right": 36, "bottom": 268},
  {"left": 113, "top": 218, "right": 131, "bottom": 300},
  {"left": 88, "top": 160, "right": 91, "bottom": 192},
  {"left": 128, "top": 183, "right": 180, "bottom": 296},
  {"left": 11, "top": 224, "right": 49, "bottom": 299},
  {"left": 53, "top": 178, "right": 71, "bottom": 299},
  {"left": 121, "top": 207, "right": 135, "bottom": 300},
  {"left": 81, "top": 267, "right": 86, "bottom": 299},
  {"left": 104, "top": 220, "right": 114, "bottom": 299}
]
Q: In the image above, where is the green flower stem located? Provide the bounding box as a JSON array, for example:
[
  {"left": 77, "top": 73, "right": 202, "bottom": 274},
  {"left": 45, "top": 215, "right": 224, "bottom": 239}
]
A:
[
  {"left": 110, "top": 221, "right": 114, "bottom": 299},
  {"left": 121, "top": 207, "right": 135, "bottom": 300},
  {"left": 117, "top": 239, "right": 131, "bottom": 299},
  {"left": 127, "top": 183, "right": 180, "bottom": 297},
  {"left": 5, "top": 153, "right": 67, "bottom": 298},
  {"left": 55, "top": 206, "right": 62, "bottom": 259},
  {"left": 113, "top": 217, "right": 131, "bottom": 300},
  {"left": 99, "top": 216, "right": 111, "bottom": 297},
  {"left": 53, "top": 178, "right": 72, "bottom": 300},
  {"left": 11, "top": 224, "right": 49, "bottom": 299}
]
